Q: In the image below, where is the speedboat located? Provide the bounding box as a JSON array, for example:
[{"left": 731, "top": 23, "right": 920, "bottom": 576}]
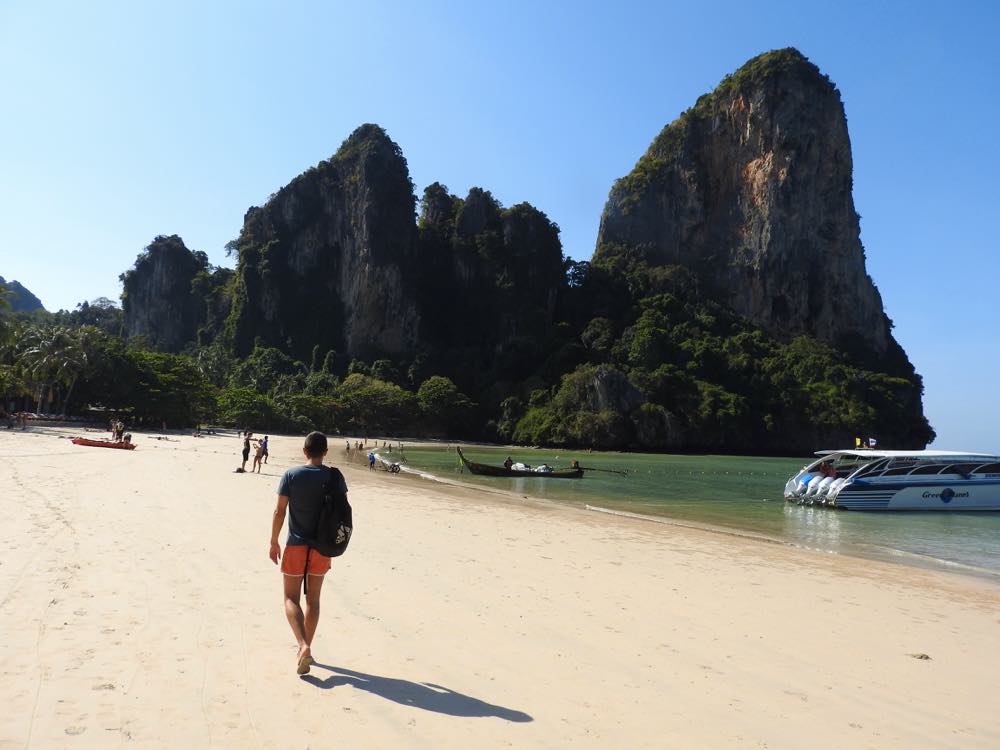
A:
[{"left": 784, "top": 449, "right": 1000, "bottom": 510}]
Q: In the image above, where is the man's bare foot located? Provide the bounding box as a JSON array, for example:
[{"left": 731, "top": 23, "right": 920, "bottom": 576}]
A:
[{"left": 296, "top": 646, "right": 313, "bottom": 675}]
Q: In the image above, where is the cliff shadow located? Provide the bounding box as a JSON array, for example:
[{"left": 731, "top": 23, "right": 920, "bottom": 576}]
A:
[{"left": 301, "top": 663, "right": 533, "bottom": 722}]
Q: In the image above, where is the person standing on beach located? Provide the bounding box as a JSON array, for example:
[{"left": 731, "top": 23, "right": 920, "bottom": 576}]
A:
[
  {"left": 252, "top": 438, "right": 265, "bottom": 473},
  {"left": 262, "top": 435, "right": 269, "bottom": 464},
  {"left": 241, "top": 431, "right": 252, "bottom": 472},
  {"left": 269, "top": 431, "right": 349, "bottom": 675}
]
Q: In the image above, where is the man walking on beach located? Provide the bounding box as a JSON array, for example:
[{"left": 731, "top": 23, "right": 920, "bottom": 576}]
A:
[{"left": 269, "top": 431, "right": 349, "bottom": 674}]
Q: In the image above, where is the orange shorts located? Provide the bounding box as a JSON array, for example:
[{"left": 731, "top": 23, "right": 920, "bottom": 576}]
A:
[{"left": 280, "top": 545, "right": 332, "bottom": 576}]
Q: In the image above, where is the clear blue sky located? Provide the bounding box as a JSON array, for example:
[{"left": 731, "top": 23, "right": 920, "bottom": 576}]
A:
[{"left": 2, "top": 0, "right": 997, "bottom": 450}]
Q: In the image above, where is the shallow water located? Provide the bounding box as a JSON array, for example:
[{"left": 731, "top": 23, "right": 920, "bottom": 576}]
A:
[{"left": 392, "top": 445, "right": 1000, "bottom": 578}]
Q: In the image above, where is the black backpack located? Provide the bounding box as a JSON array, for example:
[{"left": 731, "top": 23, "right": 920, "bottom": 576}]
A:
[{"left": 307, "top": 466, "right": 353, "bottom": 557}]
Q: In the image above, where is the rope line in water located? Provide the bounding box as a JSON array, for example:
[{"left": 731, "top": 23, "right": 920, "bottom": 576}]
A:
[
  {"left": 574, "top": 470, "right": 783, "bottom": 478},
  {"left": 442, "top": 467, "right": 780, "bottom": 477}
]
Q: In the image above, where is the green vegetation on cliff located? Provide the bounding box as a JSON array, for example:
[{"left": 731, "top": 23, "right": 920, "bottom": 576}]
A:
[
  {"left": 614, "top": 47, "right": 835, "bottom": 209},
  {"left": 414, "top": 182, "right": 568, "bottom": 401},
  {"left": 509, "top": 247, "right": 931, "bottom": 450},
  {"left": 0, "top": 253, "right": 932, "bottom": 450}
]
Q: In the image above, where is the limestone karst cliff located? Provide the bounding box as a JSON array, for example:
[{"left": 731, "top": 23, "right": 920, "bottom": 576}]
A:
[
  {"left": 597, "top": 48, "right": 900, "bottom": 367},
  {"left": 0, "top": 276, "right": 44, "bottom": 312},
  {"left": 226, "top": 124, "right": 421, "bottom": 363},
  {"left": 415, "top": 183, "right": 567, "bottom": 390},
  {"left": 120, "top": 235, "right": 218, "bottom": 352},
  {"left": 571, "top": 47, "right": 933, "bottom": 450},
  {"left": 223, "top": 127, "right": 567, "bottom": 393},
  {"left": 105, "top": 53, "right": 932, "bottom": 450},
  {"left": 120, "top": 236, "right": 232, "bottom": 352}
]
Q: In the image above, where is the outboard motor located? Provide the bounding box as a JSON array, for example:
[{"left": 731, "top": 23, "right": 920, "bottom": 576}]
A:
[
  {"left": 814, "top": 476, "right": 835, "bottom": 498},
  {"left": 793, "top": 472, "right": 815, "bottom": 496},
  {"left": 804, "top": 474, "right": 825, "bottom": 497}
]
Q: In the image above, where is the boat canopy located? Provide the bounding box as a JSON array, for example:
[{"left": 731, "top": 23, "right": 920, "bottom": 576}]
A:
[{"left": 814, "top": 449, "right": 997, "bottom": 461}]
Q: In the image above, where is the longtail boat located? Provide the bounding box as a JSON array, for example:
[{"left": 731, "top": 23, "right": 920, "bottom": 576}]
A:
[
  {"left": 456, "top": 447, "right": 582, "bottom": 479},
  {"left": 72, "top": 437, "right": 137, "bottom": 450}
]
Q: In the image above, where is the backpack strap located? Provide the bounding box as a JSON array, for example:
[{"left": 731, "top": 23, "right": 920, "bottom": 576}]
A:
[
  {"left": 303, "top": 546, "right": 311, "bottom": 596},
  {"left": 305, "top": 466, "right": 341, "bottom": 596}
]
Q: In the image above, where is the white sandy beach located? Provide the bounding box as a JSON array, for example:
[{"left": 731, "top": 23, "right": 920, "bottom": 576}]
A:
[{"left": 1, "top": 427, "right": 998, "bottom": 748}]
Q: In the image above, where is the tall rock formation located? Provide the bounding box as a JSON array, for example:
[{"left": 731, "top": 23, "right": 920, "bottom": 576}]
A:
[
  {"left": 0, "top": 276, "right": 44, "bottom": 312},
  {"left": 226, "top": 125, "right": 420, "bottom": 362},
  {"left": 415, "top": 184, "right": 567, "bottom": 388},
  {"left": 597, "top": 48, "right": 897, "bottom": 364},
  {"left": 418, "top": 185, "right": 564, "bottom": 337},
  {"left": 120, "top": 235, "right": 210, "bottom": 352}
]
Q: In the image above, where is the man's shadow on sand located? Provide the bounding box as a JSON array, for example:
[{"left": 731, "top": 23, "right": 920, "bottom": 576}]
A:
[{"left": 302, "top": 664, "right": 533, "bottom": 722}]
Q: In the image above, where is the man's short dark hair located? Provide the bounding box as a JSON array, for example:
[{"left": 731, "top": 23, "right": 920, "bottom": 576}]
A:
[{"left": 304, "top": 431, "right": 328, "bottom": 457}]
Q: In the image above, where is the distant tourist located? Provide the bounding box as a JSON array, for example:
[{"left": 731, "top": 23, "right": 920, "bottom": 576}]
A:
[
  {"left": 368, "top": 451, "right": 376, "bottom": 471},
  {"left": 503, "top": 456, "right": 514, "bottom": 470},
  {"left": 262, "top": 435, "right": 270, "bottom": 464},
  {"left": 241, "top": 431, "right": 253, "bottom": 472},
  {"left": 252, "top": 439, "right": 265, "bottom": 473}
]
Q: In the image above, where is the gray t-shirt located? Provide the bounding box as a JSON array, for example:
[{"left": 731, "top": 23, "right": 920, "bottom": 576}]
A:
[{"left": 277, "top": 464, "right": 349, "bottom": 547}]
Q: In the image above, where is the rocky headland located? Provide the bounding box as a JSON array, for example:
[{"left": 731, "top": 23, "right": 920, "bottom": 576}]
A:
[
  {"left": 598, "top": 48, "right": 899, "bottom": 365},
  {"left": 108, "top": 48, "right": 932, "bottom": 451}
]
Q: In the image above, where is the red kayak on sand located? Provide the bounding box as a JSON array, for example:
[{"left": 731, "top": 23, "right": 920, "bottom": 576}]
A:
[{"left": 72, "top": 437, "right": 137, "bottom": 450}]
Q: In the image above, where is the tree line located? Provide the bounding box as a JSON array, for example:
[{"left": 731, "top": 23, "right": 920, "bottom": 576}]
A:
[{"left": 0, "top": 292, "right": 475, "bottom": 436}]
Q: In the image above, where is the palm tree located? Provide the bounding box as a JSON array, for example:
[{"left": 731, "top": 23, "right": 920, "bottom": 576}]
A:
[
  {"left": 17, "top": 325, "right": 95, "bottom": 415},
  {"left": 194, "top": 343, "right": 234, "bottom": 387},
  {"left": 0, "top": 313, "right": 25, "bottom": 411}
]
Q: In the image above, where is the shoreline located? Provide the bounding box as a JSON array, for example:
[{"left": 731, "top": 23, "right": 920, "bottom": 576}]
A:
[
  {"left": 365, "top": 439, "right": 1000, "bottom": 584},
  {"left": 2, "top": 427, "right": 999, "bottom": 747},
  {"left": 12, "top": 423, "right": 1000, "bottom": 582}
]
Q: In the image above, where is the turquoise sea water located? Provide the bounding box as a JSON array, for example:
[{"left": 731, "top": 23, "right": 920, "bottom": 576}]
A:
[{"left": 390, "top": 444, "right": 1000, "bottom": 579}]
